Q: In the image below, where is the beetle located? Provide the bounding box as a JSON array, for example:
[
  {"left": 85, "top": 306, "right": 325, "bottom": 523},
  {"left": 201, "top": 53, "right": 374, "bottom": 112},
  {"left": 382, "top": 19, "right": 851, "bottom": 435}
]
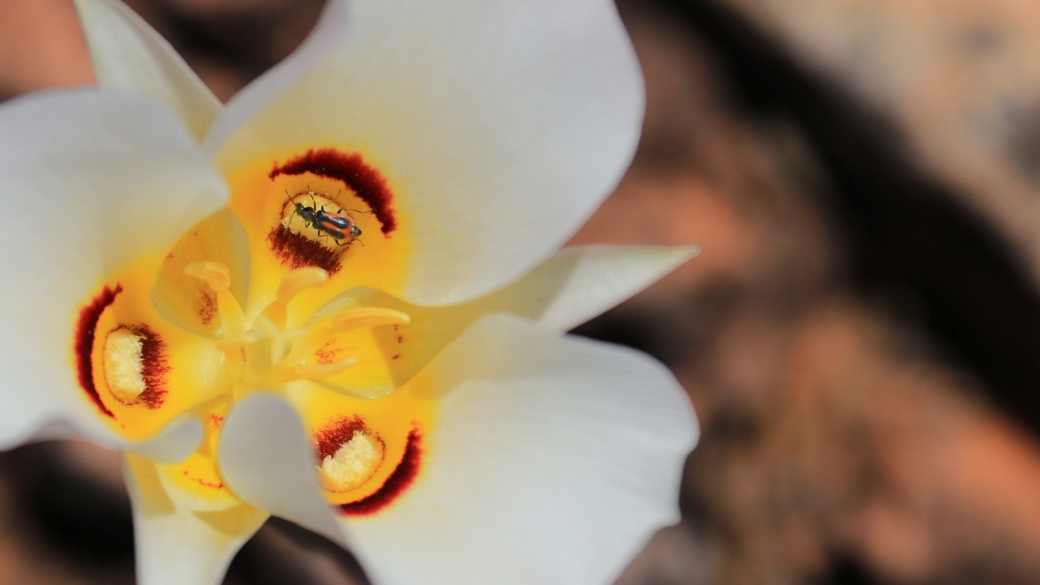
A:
[{"left": 285, "top": 190, "right": 363, "bottom": 246}]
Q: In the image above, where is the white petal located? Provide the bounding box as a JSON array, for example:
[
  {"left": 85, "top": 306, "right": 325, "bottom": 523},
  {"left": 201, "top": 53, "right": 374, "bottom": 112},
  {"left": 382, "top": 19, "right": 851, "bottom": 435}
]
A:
[
  {"left": 74, "top": 0, "right": 222, "bottom": 142},
  {"left": 0, "top": 89, "right": 226, "bottom": 448},
  {"left": 211, "top": 0, "right": 644, "bottom": 305},
  {"left": 305, "top": 245, "right": 696, "bottom": 397},
  {"left": 126, "top": 417, "right": 204, "bottom": 463},
  {"left": 345, "top": 315, "right": 697, "bottom": 585},
  {"left": 484, "top": 244, "right": 699, "bottom": 332},
  {"left": 202, "top": 0, "right": 349, "bottom": 152},
  {"left": 124, "top": 453, "right": 268, "bottom": 585},
  {"left": 32, "top": 416, "right": 203, "bottom": 463},
  {"left": 217, "top": 394, "right": 346, "bottom": 546}
]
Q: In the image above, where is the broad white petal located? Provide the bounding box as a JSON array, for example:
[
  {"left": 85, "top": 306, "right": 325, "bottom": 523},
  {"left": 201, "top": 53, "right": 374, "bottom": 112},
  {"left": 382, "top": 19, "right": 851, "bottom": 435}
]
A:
[
  {"left": 33, "top": 416, "right": 203, "bottom": 463},
  {"left": 305, "top": 245, "right": 696, "bottom": 397},
  {"left": 0, "top": 89, "right": 226, "bottom": 448},
  {"left": 346, "top": 315, "right": 697, "bottom": 585},
  {"left": 484, "top": 244, "right": 699, "bottom": 332},
  {"left": 217, "top": 394, "right": 345, "bottom": 546},
  {"left": 74, "top": 0, "right": 222, "bottom": 142},
  {"left": 126, "top": 417, "right": 204, "bottom": 463},
  {"left": 202, "top": 0, "right": 349, "bottom": 152},
  {"left": 211, "top": 0, "right": 644, "bottom": 305},
  {"left": 124, "top": 453, "right": 268, "bottom": 585}
]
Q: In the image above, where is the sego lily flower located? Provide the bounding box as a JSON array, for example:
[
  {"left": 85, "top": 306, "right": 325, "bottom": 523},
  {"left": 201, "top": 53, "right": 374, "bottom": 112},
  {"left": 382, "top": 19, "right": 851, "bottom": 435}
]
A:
[{"left": 0, "top": 0, "right": 699, "bottom": 584}]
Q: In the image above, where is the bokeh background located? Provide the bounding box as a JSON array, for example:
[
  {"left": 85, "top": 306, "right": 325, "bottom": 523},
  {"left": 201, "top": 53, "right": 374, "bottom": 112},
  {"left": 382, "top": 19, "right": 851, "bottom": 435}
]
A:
[{"left": 4, "top": 0, "right": 1040, "bottom": 583}]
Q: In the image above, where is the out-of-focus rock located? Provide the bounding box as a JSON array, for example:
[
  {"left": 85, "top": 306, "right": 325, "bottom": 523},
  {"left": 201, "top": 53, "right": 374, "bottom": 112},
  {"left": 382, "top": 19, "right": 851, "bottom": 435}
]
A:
[
  {"left": 572, "top": 3, "right": 1040, "bottom": 584},
  {"left": 720, "top": 0, "right": 1040, "bottom": 290}
]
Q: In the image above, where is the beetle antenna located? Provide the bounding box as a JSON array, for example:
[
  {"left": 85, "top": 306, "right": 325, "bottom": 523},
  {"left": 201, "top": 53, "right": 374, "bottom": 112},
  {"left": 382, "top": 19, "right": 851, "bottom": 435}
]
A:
[{"left": 284, "top": 190, "right": 299, "bottom": 225}]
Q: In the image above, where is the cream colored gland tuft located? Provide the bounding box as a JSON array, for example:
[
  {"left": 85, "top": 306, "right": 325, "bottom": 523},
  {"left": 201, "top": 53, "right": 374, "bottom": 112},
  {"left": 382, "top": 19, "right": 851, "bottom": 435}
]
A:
[
  {"left": 319, "top": 431, "right": 384, "bottom": 492},
  {"left": 103, "top": 328, "right": 147, "bottom": 403}
]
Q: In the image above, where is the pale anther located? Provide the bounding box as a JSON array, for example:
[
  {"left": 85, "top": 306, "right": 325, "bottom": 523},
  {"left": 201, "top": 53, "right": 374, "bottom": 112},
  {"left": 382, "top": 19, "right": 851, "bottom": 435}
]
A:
[
  {"left": 306, "top": 377, "right": 395, "bottom": 400},
  {"left": 330, "top": 307, "right": 411, "bottom": 333},
  {"left": 318, "top": 431, "right": 384, "bottom": 492},
  {"left": 104, "top": 328, "right": 147, "bottom": 403},
  {"left": 215, "top": 332, "right": 260, "bottom": 354},
  {"left": 277, "top": 267, "right": 329, "bottom": 304},
  {"left": 184, "top": 261, "right": 231, "bottom": 292},
  {"left": 296, "top": 357, "right": 359, "bottom": 380}
]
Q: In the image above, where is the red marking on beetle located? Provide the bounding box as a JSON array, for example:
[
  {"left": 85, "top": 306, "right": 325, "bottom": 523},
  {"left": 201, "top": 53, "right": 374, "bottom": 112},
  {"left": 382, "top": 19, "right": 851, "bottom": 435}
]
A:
[
  {"left": 339, "top": 428, "right": 422, "bottom": 517},
  {"left": 104, "top": 324, "right": 170, "bottom": 409},
  {"left": 270, "top": 148, "right": 396, "bottom": 235},
  {"left": 75, "top": 286, "right": 121, "bottom": 418},
  {"left": 267, "top": 225, "right": 343, "bottom": 275}
]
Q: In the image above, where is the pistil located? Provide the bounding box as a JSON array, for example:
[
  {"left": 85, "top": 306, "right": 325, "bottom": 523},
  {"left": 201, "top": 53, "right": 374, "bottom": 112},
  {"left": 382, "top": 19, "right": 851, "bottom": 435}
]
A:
[{"left": 184, "top": 262, "right": 410, "bottom": 399}]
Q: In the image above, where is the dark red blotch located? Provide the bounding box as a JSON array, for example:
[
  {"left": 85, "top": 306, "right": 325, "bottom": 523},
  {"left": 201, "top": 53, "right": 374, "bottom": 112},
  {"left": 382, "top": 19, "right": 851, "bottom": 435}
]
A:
[
  {"left": 75, "top": 285, "right": 121, "bottom": 418},
  {"left": 267, "top": 225, "right": 345, "bottom": 276},
  {"left": 339, "top": 429, "right": 422, "bottom": 517},
  {"left": 315, "top": 415, "right": 372, "bottom": 460},
  {"left": 270, "top": 148, "right": 397, "bottom": 235}
]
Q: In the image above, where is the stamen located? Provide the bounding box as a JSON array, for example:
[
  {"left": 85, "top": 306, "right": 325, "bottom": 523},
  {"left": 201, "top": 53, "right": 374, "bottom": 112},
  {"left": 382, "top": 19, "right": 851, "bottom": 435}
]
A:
[
  {"left": 241, "top": 332, "right": 274, "bottom": 385},
  {"left": 254, "top": 315, "right": 305, "bottom": 365},
  {"left": 214, "top": 332, "right": 260, "bottom": 354},
  {"left": 284, "top": 327, "right": 337, "bottom": 365},
  {"left": 184, "top": 262, "right": 230, "bottom": 292},
  {"left": 277, "top": 267, "right": 329, "bottom": 304},
  {"left": 185, "top": 261, "right": 246, "bottom": 337},
  {"left": 318, "top": 430, "right": 384, "bottom": 492},
  {"left": 306, "top": 377, "right": 394, "bottom": 400},
  {"left": 296, "top": 357, "right": 359, "bottom": 381},
  {"left": 103, "top": 328, "right": 146, "bottom": 404},
  {"left": 283, "top": 307, "right": 410, "bottom": 366},
  {"left": 330, "top": 308, "right": 411, "bottom": 333},
  {"left": 265, "top": 267, "right": 329, "bottom": 328}
]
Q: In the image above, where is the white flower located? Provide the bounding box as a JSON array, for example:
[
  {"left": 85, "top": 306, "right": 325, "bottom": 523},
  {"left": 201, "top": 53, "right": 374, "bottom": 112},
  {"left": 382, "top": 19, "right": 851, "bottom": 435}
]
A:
[{"left": 0, "top": 1, "right": 699, "bottom": 584}]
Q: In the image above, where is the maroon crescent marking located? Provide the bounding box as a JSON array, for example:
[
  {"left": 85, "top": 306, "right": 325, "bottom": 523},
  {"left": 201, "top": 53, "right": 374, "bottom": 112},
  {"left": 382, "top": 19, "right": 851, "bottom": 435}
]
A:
[
  {"left": 75, "top": 285, "right": 121, "bottom": 418},
  {"left": 270, "top": 148, "right": 397, "bottom": 235},
  {"left": 339, "top": 429, "right": 422, "bottom": 517}
]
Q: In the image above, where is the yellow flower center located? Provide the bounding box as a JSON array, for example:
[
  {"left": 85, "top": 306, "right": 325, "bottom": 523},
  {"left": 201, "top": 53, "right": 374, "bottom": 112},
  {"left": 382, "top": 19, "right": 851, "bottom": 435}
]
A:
[
  {"left": 183, "top": 260, "right": 411, "bottom": 400},
  {"left": 76, "top": 148, "right": 433, "bottom": 514}
]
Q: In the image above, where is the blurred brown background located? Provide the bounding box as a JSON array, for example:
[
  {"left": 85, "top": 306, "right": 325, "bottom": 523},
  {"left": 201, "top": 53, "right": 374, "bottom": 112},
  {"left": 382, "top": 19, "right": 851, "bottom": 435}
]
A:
[{"left": 4, "top": 0, "right": 1040, "bottom": 583}]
